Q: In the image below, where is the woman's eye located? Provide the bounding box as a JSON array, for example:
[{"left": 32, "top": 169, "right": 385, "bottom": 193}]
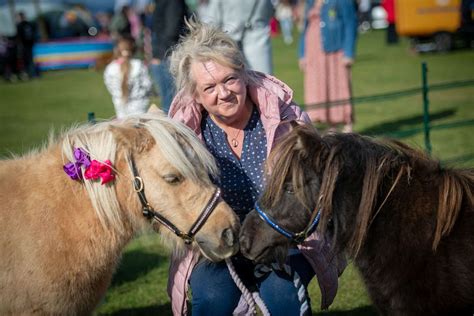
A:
[
  {"left": 225, "top": 77, "right": 237, "bottom": 85},
  {"left": 204, "top": 86, "right": 214, "bottom": 93},
  {"left": 163, "top": 174, "right": 182, "bottom": 184}
]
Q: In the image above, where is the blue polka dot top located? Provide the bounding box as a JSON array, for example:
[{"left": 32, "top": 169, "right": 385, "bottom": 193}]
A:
[{"left": 202, "top": 107, "right": 267, "bottom": 222}]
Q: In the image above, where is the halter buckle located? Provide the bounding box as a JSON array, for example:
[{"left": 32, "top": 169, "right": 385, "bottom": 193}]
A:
[
  {"left": 142, "top": 205, "right": 153, "bottom": 218},
  {"left": 178, "top": 232, "right": 194, "bottom": 244},
  {"left": 133, "top": 176, "right": 144, "bottom": 192},
  {"left": 293, "top": 232, "right": 307, "bottom": 244}
]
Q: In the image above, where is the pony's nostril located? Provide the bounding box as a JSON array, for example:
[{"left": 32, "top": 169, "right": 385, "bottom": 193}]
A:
[
  {"left": 239, "top": 234, "right": 249, "bottom": 255},
  {"left": 222, "top": 228, "right": 235, "bottom": 247}
]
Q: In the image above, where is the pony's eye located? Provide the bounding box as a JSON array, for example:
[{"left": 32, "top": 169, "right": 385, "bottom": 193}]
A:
[
  {"left": 284, "top": 184, "right": 295, "bottom": 194},
  {"left": 163, "top": 174, "right": 182, "bottom": 184}
]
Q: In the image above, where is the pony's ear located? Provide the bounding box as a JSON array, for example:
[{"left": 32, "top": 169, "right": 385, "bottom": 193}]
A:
[
  {"left": 147, "top": 103, "right": 166, "bottom": 116},
  {"left": 293, "top": 124, "right": 322, "bottom": 159},
  {"left": 109, "top": 125, "right": 156, "bottom": 153},
  {"left": 290, "top": 120, "right": 299, "bottom": 129}
]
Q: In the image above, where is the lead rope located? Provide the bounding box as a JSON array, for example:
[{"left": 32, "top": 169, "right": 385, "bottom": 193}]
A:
[
  {"left": 254, "top": 264, "right": 310, "bottom": 316},
  {"left": 225, "top": 258, "right": 270, "bottom": 315}
]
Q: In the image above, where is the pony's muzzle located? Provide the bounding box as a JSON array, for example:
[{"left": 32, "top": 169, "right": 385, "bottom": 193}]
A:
[{"left": 195, "top": 226, "right": 240, "bottom": 262}]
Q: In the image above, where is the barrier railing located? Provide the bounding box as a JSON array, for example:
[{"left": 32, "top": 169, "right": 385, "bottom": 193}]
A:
[
  {"left": 87, "top": 63, "right": 474, "bottom": 162},
  {"left": 302, "top": 62, "right": 474, "bottom": 157}
]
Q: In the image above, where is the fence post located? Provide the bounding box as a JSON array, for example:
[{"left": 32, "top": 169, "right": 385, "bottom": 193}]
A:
[
  {"left": 88, "top": 112, "right": 96, "bottom": 124},
  {"left": 421, "top": 62, "right": 432, "bottom": 154}
]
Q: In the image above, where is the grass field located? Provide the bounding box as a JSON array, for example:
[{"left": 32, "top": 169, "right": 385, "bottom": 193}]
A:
[{"left": 0, "top": 29, "right": 473, "bottom": 315}]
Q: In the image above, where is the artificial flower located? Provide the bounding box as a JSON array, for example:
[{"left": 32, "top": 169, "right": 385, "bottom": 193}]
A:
[
  {"left": 63, "top": 162, "right": 82, "bottom": 180},
  {"left": 63, "top": 147, "right": 91, "bottom": 180},
  {"left": 84, "top": 159, "right": 115, "bottom": 184},
  {"left": 73, "top": 147, "right": 91, "bottom": 168}
]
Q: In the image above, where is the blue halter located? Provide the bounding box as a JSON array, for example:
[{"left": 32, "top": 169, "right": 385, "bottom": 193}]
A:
[{"left": 254, "top": 202, "right": 321, "bottom": 244}]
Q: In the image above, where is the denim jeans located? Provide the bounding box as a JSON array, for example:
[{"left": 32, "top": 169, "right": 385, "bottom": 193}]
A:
[
  {"left": 189, "top": 250, "right": 314, "bottom": 315},
  {"left": 149, "top": 59, "right": 175, "bottom": 114}
]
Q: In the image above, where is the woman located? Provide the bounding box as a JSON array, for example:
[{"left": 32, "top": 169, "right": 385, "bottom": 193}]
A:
[
  {"left": 103, "top": 36, "right": 152, "bottom": 118},
  {"left": 167, "top": 20, "right": 342, "bottom": 315},
  {"left": 299, "top": 0, "right": 357, "bottom": 132}
]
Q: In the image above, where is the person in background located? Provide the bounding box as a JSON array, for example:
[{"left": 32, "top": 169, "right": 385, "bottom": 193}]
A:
[
  {"left": 139, "top": 3, "right": 155, "bottom": 64},
  {"left": 149, "top": 0, "right": 188, "bottom": 114},
  {"left": 357, "top": 0, "right": 371, "bottom": 33},
  {"left": 276, "top": 0, "right": 295, "bottom": 44},
  {"left": 16, "top": 11, "right": 38, "bottom": 79},
  {"left": 196, "top": 0, "right": 210, "bottom": 20},
  {"left": 104, "top": 36, "right": 152, "bottom": 119},
  {"left": 299, "top": 0, "right": 357, "bottom": 133},
  {"left": 381, "top": 0, "right": 398, "bottom": 44},
  {"left": 110, "top": 5, "right": 132, "bottom": 41},
  {"left": 201, "top": 0, "right": 275, "bottom": 74},
  {"left": 4, "top": 36, "right": 19, "bottom": 82},
  {"left": 126, "top": 6, "right": 142, "bottom": 44},
  {"left": 0, "top": 36, "right": 8, "bottom": 80},
  {"left": 167, "top": 19, "right": 343, "bottom": 316}
]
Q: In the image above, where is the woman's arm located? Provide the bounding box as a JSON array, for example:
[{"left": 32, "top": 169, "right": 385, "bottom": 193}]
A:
[{"left": 340, "top": 0, "right": 358, "bottom": 60}]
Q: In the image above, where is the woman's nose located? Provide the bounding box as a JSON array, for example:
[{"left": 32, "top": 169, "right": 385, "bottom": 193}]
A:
[{"left": 217, "top": 84, "right": 231, "bottom": 98}]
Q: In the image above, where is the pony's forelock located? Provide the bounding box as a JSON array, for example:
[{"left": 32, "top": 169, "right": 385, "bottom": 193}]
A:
[{"left": 263, "top": 125, "right": 320, "bottom": 212}]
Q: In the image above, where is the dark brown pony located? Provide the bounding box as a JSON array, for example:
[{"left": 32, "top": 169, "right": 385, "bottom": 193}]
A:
[{"left": 240, "top": 124, "right": 474, "bottom": 315}]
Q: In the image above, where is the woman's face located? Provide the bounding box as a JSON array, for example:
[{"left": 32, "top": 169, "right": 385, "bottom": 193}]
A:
[{"left": 191, "top": 60, "right": 248, "bottom": 125}]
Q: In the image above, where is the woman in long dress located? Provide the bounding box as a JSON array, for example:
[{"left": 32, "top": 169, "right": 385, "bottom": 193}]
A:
[{"left": 299, "top": 0, "right": 357, "bottom": 132}]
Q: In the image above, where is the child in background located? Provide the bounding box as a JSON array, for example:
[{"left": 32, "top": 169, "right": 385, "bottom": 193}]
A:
[{"left": 104, "top": 36, "right": 152, "bottom": 119}]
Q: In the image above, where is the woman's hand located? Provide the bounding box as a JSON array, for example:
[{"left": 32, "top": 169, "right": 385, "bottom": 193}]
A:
[{"left": 342, "top": 57, "right": 354, "bottom": 68}]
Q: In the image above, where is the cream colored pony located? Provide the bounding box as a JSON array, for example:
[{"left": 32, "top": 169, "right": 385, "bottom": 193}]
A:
[{"left": 0, "top": 114, "right": 239, "bottom": 315}]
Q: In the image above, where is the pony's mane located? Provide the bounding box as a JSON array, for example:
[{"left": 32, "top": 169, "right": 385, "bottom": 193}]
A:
[
  {"left": 347, "top": 136, "right": 472, "bottom": 254},
  {"left": 265, "top": 124, "right": 473, "bottom": 257},
  {"left": 61, "top": 114, "right": 218, "bottom": 232}
]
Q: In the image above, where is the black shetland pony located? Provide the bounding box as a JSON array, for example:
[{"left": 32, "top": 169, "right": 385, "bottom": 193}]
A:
[{"left": 240, "top": 124, "right": 474, "bottom": 315}]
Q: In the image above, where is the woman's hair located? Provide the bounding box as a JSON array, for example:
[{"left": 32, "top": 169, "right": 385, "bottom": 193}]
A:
[
  {"left": 114, "top": 36, "right": 136, "bottom": 102},
  {"left": 169, "top": 19, "right": 250, "bottom": 95}
]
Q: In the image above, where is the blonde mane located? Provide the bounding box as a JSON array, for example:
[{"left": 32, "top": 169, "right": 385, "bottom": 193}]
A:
[{"left": 61, "top": 114, "right": 218, "bottom": 232}]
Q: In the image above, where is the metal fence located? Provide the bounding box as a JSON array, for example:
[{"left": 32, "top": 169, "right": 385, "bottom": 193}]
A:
[
  {"left": 303, "top": 62, "right": 474, "bottom": 157},
  {"left": 88, "top": 62, "right": 474, "bottom": 162}
]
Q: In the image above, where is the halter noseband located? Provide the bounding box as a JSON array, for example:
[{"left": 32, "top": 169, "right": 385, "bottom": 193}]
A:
[
  {"left": 254, "top": 202, "right": 321, "bottom": 244},
  {"left": 130, "top": 156, "right": 221, "bottom": 245}
]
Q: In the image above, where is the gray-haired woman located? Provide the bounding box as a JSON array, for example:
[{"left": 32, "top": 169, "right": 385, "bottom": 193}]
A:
[{"left": 167, "top": 20, "right": 342, "bottom": 315}]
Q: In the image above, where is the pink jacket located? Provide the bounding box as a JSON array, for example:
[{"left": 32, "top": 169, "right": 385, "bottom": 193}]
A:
[{"left": 168, "top": 71, "right": 344, "bottom": 315}]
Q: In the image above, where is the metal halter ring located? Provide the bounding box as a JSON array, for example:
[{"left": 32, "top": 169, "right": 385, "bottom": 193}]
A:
[{"left": 133, "top": 176, "right": 144, "bottom": 192}]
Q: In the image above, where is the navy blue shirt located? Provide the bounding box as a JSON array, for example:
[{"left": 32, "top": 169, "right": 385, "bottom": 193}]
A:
[{"left": 201, "top": 107, "right": 267, "bottom": 221}]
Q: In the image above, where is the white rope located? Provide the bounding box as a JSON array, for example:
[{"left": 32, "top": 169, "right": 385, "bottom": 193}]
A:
[
  {"left": 292, "top": 269, "right": 310, "bottom": 316},
  {"left": 256, "top": 263, "right": 310, "bottom": 316},
  {"left": 225, "top": 258, "right": 256, "bottom": 314},
  {"left": 225, "top": 258, "right": 271, "bottom": 315}
]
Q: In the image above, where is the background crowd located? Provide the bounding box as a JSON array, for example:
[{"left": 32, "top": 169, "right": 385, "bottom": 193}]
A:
[{"left": 1, "top": 0, "right": 472, "bottom": 125}]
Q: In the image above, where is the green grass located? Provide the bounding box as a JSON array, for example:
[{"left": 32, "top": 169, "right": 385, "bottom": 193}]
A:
[{"left": 0, "top": 29, "right": 473, "bottom": 315}]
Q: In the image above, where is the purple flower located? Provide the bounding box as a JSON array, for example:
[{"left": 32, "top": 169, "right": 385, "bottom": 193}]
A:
[
  {"left": 74, "top": 147, "right": 91, "bottom": 168},
  {"left": 63, "top": 147, "right": 91, "bottom": 181},
  {"left": 63, "top": 162, "right": 83, "bottom": 180}
]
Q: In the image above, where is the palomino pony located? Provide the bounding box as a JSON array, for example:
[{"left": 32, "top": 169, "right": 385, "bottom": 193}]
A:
[
  {"left": 240, "top": 124, "right": 474, "bottom": 315},
  {"left": 0, "top": 114, "right": 239, "bottom": 315}
]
